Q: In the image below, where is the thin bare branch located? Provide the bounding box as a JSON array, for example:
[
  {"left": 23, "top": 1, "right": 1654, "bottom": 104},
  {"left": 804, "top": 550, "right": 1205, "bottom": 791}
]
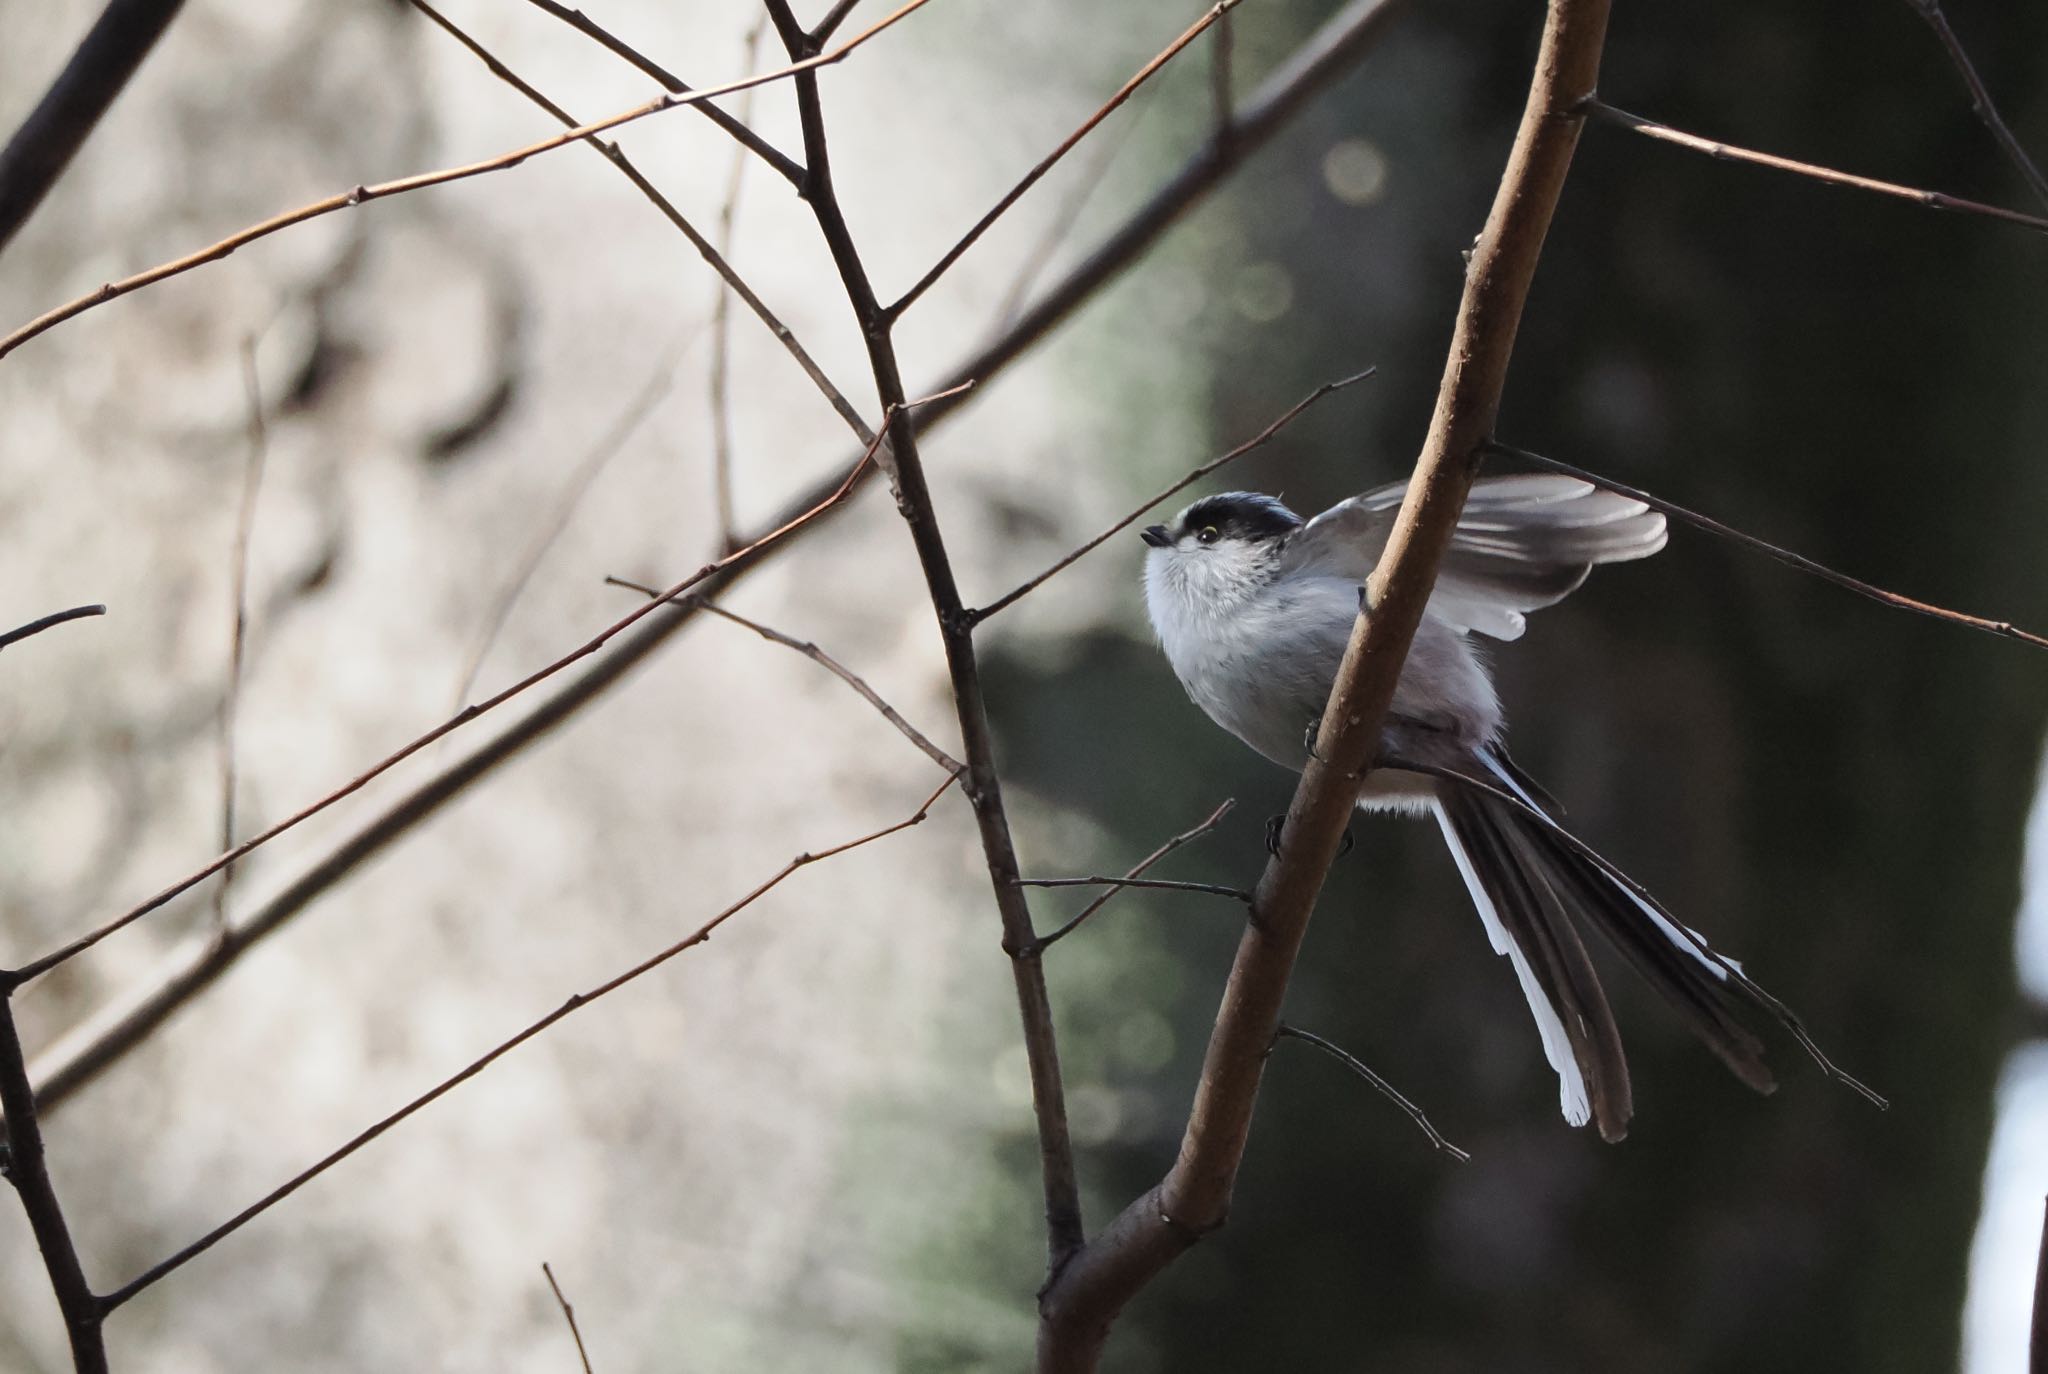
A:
[
  {"left": 766, "top": 0, "right": 1085, "bottom": 1263},
  {"left": 699, "top": 603, "right": 962, "bottom": 772},
  {"left": 0, "top": 0, "right": 185, "bottom": 253},
  {"left": 2032, "top": 1197, "right": 2048, "bottom": 1374},
  {"left": 1272, "top": 1024, "right": 1469, "bottom": 1162},
  {"left": 0, "top": 604, "right": 105, "bottom": 654},
  {"left": 99, "top": 772, "right": 959, "bottom": 1311},
  {"left": 0, "top": 0, "right": 934, "bottom": 365},
  {"left": 973, "top": 367, "right": 1374, "bottom": 622},
  {"left": 23, "top": 0, "right": 1408, "bottom": 1116},
  {"left": 983, "top": 103, "right": 1145, "bottom": 338},
  {"left": 886, "top": 0, "right": 1244, "bottom": 322},
  {"left": 1014, "top": 876, "right": 1249, "bottom": 902},
  {"left": 1039, "top": 0, "right": 1611, "bottom": 1363},
  {"left": 1029, "top": 800, "right": 1234, "bottom": 954},
  {"left": 515, "top": 0, "right": 803, "bottom": 188},
  {"left": 542, "top": 1263, "right": 596, "bottom": 1374},
  {"left": 408, "top": 0, "right": 870, "bottom": 444},
  {"left": 1486, "top": 440, "right": 2048, "bottom": 652},
  {"left": 1903, "top": 0, "right": 2048, "bottom": 211},
  {"left": 1585, "top": 98, "right": 2048, "bottom": 236},
  {"left": 213, "top": 342, "right": 267, "bottom": 933},
  {"left": 0, "top": 996, "right": 107, "bottom": 1372},
  {"left": 14, "top": 436, "right": 888, "bottom": 986}
]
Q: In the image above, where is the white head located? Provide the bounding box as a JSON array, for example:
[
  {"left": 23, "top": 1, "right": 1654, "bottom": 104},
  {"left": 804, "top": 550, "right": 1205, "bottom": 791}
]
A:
[{"left": 1140, "top": 491, "right": 1303, "bottom": 622}]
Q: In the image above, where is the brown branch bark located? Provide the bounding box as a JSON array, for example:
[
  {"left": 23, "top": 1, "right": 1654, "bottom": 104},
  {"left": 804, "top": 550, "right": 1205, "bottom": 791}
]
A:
[
  {"left": 761, "top": 0, "right": 1088, "bottom": 1262},
  {"left": 1903, "top": 0, "right": 2048, "bottom": 212},
  {"left": 1587, "top": 99, "right": 2048, "bottom": 236},
  {"left": 22, "top": 0, "right": 1407, "bottom": 1120},
  {"left": 1035, "top": 0, "right": 1612, "bottom": 1365}
]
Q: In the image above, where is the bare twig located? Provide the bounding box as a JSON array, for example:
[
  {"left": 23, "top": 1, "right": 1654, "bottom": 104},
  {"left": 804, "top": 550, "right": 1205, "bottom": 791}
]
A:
[
  {"left": 98, "top": 772, "right": 959, "bottom": 1310},
  {"left": 0, "top": 604, "right": 105, "bottom": 655},
  {"left": 454, "top": 335, "right": 698, "bottom": 708},
  {"left": 1030, "top": 800, "right": 1234, "bottom": 954},
  {"left": 699, "top": 603, "right": 962, "bottom": 772},
  {"left": 1038, "top": 0, "right": 1611, "bottom": 1364},
  {"left": 15, "top": 435, "right": 888, "bottom": 986},
  {"left": 0, "top": 0, "right": 934, "bottom": 364},
  {"left": 514, "top": 0, "right": 803, "bottom": 188},
  {"left": 984, "top": 103, "right": 1146, "bottom": 337},
  {"left": 1903, "top": 0, "right": 2048, "bottom": 211},
  {"left": 1486, "top": 440, "right": 2048, "bottom": 652},
  {"left": 542, "top": 1263, "right": 596, "bottom": 1374},
  {"left": 810, "top": 0, "right": 867, "bottom": 46},
  {"left": 604, "top": 580, "right": 963, "bottom": 773},
  {"left": 1585, "top": 99, "right": 2048, "bottom": 236},
  {"left": 1273, "top": 1024, "right": 1469, "bottom": 1162},
  {"left": 408, "top": 0, "right": 870, "bottom": 445},
  {"left": 885, "top": 0, "right": 1245, "bottom": 321},
  {"left": 973, "top": 367, "right": 1374, "bottom": 622},
  {"left": 213, "top": 342, "right": 268, "bottom": 932},
  {"left": 765, "top": 0, "right": 1085, "bottom": 1263},
  {"left": 0, "top": 0, "right": 185, "bottom": 253},
  {"left": 1014, "top": 876, "right": 1250, "bottom": 902},
  {"left": 0, "top": 996, "right": 107, "bottom": 1372},
  {"left": 25, "top": 0, "right": 1409, "bottom": 1116}
]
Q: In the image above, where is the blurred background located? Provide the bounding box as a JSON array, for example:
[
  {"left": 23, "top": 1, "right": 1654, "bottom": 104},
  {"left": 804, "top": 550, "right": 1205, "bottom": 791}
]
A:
[{"left": 3, "top": 0, "right": 2046, "bottom": 1370}]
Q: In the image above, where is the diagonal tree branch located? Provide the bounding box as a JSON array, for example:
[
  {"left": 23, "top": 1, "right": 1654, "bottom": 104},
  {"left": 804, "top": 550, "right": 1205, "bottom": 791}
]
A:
[
  {"left": 1037, "top": 0, "right": 1612, "bottom": 1365},
  {"left": 514, "top": 0, "right": 804, "bottom": 188},
  {"left": 1487, "top": 440, "right": 2048, "bottom": 652},
  {"left": 95, "top": 772, "right": 959, "bottom": 1310},
  {"left": 0, "top": 604, "right": 106, "bottom": 654},
  {"left": 1903, "top": 0, "right": 2048, "bottom": 211},
  {"left": 1585, "top": 99, "right": 2048, "bottom": 236},
  {"left": 0, "top": 0, "right": 185, "bottom": 254}
]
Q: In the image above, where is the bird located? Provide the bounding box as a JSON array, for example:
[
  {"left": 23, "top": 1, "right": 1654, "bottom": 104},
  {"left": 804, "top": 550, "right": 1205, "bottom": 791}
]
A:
[{"left": 1139, "top": 473, "right": 1878, "bottom": 1141}]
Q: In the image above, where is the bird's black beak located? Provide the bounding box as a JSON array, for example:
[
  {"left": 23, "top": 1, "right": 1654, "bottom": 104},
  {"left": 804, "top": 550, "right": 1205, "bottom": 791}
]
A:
[{"left": 1140, "top": 524, "right": 1172, "bottom": 548}]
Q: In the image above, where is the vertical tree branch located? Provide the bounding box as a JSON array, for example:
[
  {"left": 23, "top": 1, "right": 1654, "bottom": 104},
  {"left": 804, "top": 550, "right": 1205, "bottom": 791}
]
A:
[
  {"left": 1035, "top": 0, "right": 1611, "bottom": 1366},
  {"left": 0, "top": 997, "right": 107, "bottom": 1372},
  {"left": 760, "top": 0, "right": 1085, "bottom": 1261}
]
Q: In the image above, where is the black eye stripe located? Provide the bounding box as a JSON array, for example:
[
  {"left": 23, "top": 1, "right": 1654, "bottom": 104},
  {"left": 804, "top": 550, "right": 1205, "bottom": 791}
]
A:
[{"left": 1176, "top": 493, "right": 1302, "bottom": 543}]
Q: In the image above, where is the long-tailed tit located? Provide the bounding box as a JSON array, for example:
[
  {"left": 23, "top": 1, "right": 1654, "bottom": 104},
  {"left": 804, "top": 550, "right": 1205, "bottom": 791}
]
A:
[{"left": 1141, "top": 474, "right": 1877, "bottom": 1141}]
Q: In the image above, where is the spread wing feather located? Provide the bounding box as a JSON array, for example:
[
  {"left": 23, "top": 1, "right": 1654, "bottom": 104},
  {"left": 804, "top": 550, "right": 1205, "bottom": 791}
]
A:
[{"left": 1280, "top": 474, "right": 1668, "bottom": 640}]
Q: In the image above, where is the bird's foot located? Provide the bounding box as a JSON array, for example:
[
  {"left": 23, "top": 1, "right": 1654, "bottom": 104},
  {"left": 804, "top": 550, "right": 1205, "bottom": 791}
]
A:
[{"left": 1264, "top": 814, "right": 1354, "bottom": 860}]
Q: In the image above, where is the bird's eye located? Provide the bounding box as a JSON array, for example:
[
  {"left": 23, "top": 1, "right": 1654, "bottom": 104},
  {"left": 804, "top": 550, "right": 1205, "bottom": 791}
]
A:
[{"left": 1195, "top": 525, "right": 1221, "bottom": 545}]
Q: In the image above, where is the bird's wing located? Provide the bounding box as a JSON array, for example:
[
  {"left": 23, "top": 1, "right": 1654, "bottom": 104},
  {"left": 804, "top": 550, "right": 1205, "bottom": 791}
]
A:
[{"left": 1278, "top": 473, "right": 1667, "bottom": 640}]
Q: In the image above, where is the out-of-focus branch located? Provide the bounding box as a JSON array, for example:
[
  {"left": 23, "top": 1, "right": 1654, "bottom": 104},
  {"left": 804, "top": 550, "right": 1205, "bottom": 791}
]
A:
[
  {"left": 0, "top": 0, "right": 934, "bottom": 365},
  {"left": 885, "top": 0, "right": 1243, "bottom": 321},
  {"left": 1585, "top": 99, "right": 2048, "bottom": 236},
  {"left": 763, "top": 0, "right": 1087, "bottom": 1262},
  {"left": 97, "top": 772, "right": 958, "bottom": 1310},
  {"left": 1488, "top": 440, "right": 2048, "bottom": 652},
  {"left": 514, "top": 0, "right": 803, "bottom": 188},
  {"left": 213, "top": 344, "right": 267, "bottom": 933},
  {"left": 25, "top": 0, "right": 1407, "bottom": 1117},
  {"left": 1037, "top": 0, "right": 1611, "bottom": 1365},
  {"left": 711, "top": 19, "right": 773, "bottom": 549},
  {"left": 0, "top": 0, "right": 184, "bottom": 254},
  {"left": 1903, "top": 0, "right": 2048, "bottom": 211},
  {"left": 1030, "top": 800, "right": 1234, "bottom": 954},
  {"left": 973, "top": 367, "right": 1374, "bottom": 623},
  {"left": 1014, "top": 876, "right": 1249, "bottom": 903}
]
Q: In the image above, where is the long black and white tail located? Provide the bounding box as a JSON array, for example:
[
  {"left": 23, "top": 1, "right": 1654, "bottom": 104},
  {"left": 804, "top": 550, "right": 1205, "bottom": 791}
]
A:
[{"left": 1421, "top": 747, "right": 1878, "bottom": 1142}]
